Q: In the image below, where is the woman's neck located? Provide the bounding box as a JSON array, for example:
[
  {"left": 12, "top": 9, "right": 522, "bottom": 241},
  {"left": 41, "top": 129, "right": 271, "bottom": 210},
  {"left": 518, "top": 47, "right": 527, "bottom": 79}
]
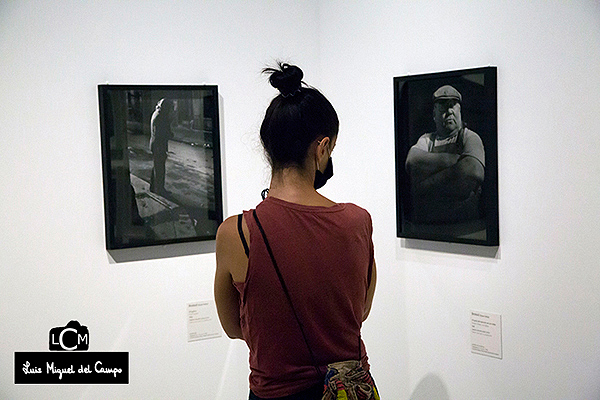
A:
[{"left": 267, "top": 167, "right": 335, "bottom": 207}]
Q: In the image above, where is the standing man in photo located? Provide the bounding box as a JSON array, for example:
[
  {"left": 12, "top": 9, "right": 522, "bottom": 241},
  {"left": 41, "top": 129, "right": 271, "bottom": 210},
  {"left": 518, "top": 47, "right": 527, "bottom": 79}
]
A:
[{"left": 149, "top": 98, "right": 174, "bottom": 196}]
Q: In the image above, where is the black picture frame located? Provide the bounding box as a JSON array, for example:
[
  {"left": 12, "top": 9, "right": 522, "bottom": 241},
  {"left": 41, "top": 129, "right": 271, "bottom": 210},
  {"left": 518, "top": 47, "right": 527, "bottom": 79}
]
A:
[
  {"left": 394, "top": 67, "right": 499, "bottom": 246},
  {"left": 99, "top": 84, "right": 223, "bottom": 250}
]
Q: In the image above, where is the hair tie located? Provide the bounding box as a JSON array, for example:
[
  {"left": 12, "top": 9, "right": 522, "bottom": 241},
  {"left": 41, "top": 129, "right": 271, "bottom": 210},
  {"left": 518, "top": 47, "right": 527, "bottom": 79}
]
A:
[{"left": 281, "top": 88, "right": 301, "bottom": 98}]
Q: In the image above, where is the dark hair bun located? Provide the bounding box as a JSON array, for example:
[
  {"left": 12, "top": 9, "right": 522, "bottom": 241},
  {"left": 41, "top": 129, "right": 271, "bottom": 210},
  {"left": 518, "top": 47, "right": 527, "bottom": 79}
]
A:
[
  {"left": 264, "top": 63, "right": 303, "bottom": 97},
  {"left": 260, "top": 63, "right": 339, "bottom": 170}
]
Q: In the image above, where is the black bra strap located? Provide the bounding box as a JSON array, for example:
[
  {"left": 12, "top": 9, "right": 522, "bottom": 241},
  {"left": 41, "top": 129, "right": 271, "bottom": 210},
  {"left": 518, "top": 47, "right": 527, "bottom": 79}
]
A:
[{"left": 237, "top": 214, "right": 249, "bottom": 258}]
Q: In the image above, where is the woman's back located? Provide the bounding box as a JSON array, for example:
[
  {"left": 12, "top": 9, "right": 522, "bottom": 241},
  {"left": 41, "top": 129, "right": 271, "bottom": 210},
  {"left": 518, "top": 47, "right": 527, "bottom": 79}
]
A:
[
  {"left": 237, "top": 196, "right": 374, "bottom": 398},
  {"left": 214, "top": 62, "right": 377, "bottom": 400}
]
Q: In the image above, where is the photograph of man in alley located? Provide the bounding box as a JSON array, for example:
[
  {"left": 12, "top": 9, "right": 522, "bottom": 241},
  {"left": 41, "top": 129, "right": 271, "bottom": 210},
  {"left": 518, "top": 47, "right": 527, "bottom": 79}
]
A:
[
  {"left": 99, "top": 85, "right": 223, "bottom": 249},
  {"left": 125, "top": 88, "right": 222, "bottom": 246}
]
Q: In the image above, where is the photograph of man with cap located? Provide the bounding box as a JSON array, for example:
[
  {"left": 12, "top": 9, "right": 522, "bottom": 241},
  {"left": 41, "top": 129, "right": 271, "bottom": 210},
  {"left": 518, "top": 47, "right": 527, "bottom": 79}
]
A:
[{"left": 405, "top": 84, "right": 485, "bottom": 226}]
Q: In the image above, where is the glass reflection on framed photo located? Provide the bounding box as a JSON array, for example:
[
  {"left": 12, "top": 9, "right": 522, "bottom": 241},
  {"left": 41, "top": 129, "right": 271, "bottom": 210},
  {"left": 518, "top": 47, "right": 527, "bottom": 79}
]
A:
[
  {"left": 98, "top": 84, "right": 223, "bottom": 250},
  {"left": 394, "top": 67, "right": 499, "bottom": 246}
]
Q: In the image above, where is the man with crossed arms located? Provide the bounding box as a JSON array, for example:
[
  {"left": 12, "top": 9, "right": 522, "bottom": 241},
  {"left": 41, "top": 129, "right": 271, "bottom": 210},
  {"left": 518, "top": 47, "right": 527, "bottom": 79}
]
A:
[{"left": 405, "top": 85, "right": 485, "bottom": 225}]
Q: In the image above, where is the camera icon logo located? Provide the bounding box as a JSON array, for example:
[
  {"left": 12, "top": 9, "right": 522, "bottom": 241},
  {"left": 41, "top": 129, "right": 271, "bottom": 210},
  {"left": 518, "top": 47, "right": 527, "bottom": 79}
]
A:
[{"left": 49, "top": 320, "right": 89, "bottom": 351}]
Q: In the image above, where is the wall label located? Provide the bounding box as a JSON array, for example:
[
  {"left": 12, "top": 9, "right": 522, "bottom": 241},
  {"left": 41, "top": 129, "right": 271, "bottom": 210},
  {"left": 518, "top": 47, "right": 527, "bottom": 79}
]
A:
[
  {"left": 471, "top": 310, "right": 502, "bottom": 359},
  {"left": 187, "top": 301, "right": 221, "bottom": 342}
]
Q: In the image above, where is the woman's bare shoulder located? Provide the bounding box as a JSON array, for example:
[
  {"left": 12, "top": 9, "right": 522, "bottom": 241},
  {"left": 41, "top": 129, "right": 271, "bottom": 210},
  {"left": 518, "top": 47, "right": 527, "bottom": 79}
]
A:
[
  {"left": 216, "top": 214, "right": 249, "bottom": 282},
  {"left": 216, "top": 215, "right": 239, "bottom": 244}
]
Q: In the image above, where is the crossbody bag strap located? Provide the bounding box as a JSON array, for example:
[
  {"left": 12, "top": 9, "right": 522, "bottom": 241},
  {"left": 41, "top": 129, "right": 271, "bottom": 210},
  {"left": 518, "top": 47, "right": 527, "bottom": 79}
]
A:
[{"left": 252, "top": 209, "right": 321, "bottom": 377}]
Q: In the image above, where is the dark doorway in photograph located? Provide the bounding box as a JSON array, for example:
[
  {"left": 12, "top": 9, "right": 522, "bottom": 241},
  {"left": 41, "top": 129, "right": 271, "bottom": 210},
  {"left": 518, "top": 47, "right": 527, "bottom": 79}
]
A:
[
  {"left": 99, "top": 85, "right": 223, "bottom": 249},
  {"left": 394, "top": 67, "right": 498, "bottom": 246}
]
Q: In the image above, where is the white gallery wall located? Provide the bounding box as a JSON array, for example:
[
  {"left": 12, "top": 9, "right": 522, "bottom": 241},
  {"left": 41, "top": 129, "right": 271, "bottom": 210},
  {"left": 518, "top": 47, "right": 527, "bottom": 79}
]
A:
[{"left": 1, "top": 1, "right": 599, "bottom": 399}]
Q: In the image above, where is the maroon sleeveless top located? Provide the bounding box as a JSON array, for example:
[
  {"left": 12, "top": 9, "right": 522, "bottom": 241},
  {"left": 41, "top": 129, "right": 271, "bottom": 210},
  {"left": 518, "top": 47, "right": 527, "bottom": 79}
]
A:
[{"left": 234, "top": 197, "right": 374, "bottom": 398}]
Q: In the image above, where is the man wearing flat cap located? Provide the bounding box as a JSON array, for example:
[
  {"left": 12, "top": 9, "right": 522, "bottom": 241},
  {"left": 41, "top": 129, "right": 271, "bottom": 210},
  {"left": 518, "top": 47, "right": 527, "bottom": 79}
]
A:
[{"left": 405, "top": 85, "right": 485, "bottom": 225}]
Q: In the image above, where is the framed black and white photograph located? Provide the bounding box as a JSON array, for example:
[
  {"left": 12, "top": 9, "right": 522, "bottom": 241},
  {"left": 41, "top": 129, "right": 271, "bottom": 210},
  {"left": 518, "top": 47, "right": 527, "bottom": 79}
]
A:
[
  {"left": 99, "top": 84, "right": 223, "bottom": 250},
  {"left": 394, "top": 67, "right": 499, "bottom": 246}
]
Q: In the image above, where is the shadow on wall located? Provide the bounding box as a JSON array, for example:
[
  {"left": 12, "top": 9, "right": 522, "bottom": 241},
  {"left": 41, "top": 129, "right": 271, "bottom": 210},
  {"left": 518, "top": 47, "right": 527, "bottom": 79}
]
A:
[
  {"left": 409, "top": 373, "right": 450, "bottom": 400},
  {"left": 107, "top": 240, "right": 216, "bottom": 263},
  {"left": 403, "top": 238, "right": 500, "bottom": 259}
]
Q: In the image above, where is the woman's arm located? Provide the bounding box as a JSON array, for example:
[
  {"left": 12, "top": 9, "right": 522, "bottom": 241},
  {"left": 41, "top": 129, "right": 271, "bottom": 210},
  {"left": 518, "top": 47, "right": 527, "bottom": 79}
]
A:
[
  {"left": 214, "top": 216, "right": 246, "bottom": 340},
  {"left": 363, "top": 260, "right": 377, "bottom": 322}
]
